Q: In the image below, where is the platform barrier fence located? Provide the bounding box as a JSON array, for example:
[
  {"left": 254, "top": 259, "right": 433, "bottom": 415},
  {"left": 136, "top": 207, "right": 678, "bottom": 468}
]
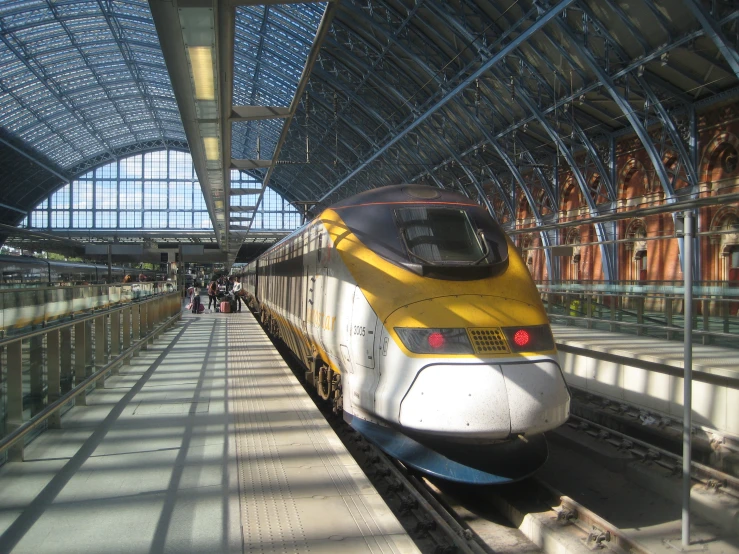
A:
[
  {"left": 0, "top": 289, "right": 183, "bottom": 464},
  {"left": 538, "top": 281, "right": 739, "bottom": 348},
  {"left": 0, "top": 280, "right": 178, "bottom": 338}
]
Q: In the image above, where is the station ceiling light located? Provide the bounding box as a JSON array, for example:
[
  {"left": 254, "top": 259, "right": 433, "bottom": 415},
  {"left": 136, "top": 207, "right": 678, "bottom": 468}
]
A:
[
  {"left": 188, "top": 46, "right": 215, "bottom": 101},
  {"left": 204, "top": 137, "right": 219, "bottom": 161}
]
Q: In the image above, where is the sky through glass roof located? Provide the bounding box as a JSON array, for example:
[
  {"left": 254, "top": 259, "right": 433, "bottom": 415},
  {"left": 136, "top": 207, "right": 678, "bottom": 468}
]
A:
[
  {"left": 0, "top": 0, "right": 184, "bottom": 171},
  {"left": 231, "top": 3, "right": 326, "bottom": 162}
]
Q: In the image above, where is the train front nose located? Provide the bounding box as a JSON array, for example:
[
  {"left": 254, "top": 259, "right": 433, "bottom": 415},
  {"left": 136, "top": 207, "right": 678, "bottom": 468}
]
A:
[{"left": 398, "top": 361, "right": 570, "bottom": 439}]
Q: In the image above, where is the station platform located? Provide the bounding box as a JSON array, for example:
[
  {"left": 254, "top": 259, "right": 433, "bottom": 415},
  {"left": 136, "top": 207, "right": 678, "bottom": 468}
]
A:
[
  {"left": 0, "top": 310, "right": 418, "bottom": 554},
  {"left": 551, "top": 324, "right": 739, "bottom": 438}
]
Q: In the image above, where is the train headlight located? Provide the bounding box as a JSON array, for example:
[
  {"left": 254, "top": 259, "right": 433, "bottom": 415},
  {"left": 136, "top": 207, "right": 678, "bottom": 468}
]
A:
[
  {"left": 395, "top": 328, "right": 473, "bottom": 354},
  {"left": 502, "top": 325, "right": 554, "bottom": 352}
]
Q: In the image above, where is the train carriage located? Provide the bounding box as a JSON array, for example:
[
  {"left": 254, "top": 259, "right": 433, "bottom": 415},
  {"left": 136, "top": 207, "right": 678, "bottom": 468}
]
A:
[{"left": 240, "top": 184, "right": 570, "bottom": 484}]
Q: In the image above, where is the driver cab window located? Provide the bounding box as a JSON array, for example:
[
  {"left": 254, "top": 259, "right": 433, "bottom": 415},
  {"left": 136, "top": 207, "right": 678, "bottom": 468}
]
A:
[{"left": 395, "top": 207, "right": 484, "bottom": 264}]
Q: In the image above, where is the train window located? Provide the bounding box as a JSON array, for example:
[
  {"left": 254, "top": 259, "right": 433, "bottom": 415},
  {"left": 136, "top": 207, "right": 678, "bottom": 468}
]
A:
[{"left": 395, "top": 208, "right": 485, "bottom": 264}]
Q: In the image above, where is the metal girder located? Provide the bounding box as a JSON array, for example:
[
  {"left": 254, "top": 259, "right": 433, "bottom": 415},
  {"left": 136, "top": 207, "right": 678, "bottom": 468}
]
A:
[
  {"left": 67, "top": 140, "right": 190, "bottom": 178},
  {"left": 0, "top": 79, "right": 88, "bottom": 166},
  {"left": 230, "top": 0, "right": 324, "bottom": 5},
  {"left": 365, "top": 5, "right": 554, "bottom": 217},
  {"left": 219, "top": 1, "right": 236, "bottom": 253},
  {"left": 515, "top": 90, "right": 614, "bottom": 280},
  {"left": 481, "top": 165, "right": 514, "bottom": 219},
  {"left": 427, "top": 1, "right": 611, "bottom": 278},
  {"left": 45, "top": 0, "right": 142, "bottom": 148},
  {"left": 291, "top": 68, "right": 442, "bottom": 196},
  {"left": 556, "top": 21, "right": 676, "bottom": 201},
  {"left": 231, "top": 106, "right": 291, "bottom": 120},
  {"left": 231, "top": 159, "right": 272, "bottom": 170},
  {"left": 315, "top": 0, "right": 576, "bottom": 203},
  {"left": 413, "top": 12, "right": 558, "bottom": 210},
  {"left": 243, "top": 2, "right": 338, "bottom": 235},
  {"left": 235, "top": 4, "right": 271, "bottom": 161},
  {"left": 0, "top": 21, "right": 119, "bottom": 164},
  {"left": 578, "top": 2, "right": 700, "bottom": 190},
  {"left": 0, "top": 136, "right": 70, "bottom": 184},
  {"left": 683, "top": 0, "right": 739, "bottom": 79},
  {"left": 230, "top": 187, "right": 263, "bottom": 195},
  {"left": 148, "top": 0, "right": 223, "bottom": 249}
]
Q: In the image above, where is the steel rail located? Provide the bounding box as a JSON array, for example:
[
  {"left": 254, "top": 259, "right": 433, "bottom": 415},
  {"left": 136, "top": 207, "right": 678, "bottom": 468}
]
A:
[
  {"left": 568, "top": 415, "right": 739, "bottom": 497},
  {"left": 535, "top": 479, "right": 652, "bottom": 554},
  {"left": 506, "top": 191, "right": 739, "bottom": 235}
]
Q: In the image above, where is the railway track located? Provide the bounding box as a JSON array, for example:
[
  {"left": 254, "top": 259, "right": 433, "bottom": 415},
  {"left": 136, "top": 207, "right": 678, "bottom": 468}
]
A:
[{"left": 262, "top": 319, "right": 704, "bottom": 554}]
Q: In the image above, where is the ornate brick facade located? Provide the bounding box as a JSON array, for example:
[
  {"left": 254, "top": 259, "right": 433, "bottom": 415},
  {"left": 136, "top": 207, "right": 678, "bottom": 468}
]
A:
[{"left": 516, "top": 103, "right": 739, "bottom": 284}]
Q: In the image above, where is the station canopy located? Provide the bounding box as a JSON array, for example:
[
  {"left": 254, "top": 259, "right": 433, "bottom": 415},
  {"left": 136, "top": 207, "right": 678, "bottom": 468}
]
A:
[{"left": 0, "top": 0, "right": 737, "bottom": 255}]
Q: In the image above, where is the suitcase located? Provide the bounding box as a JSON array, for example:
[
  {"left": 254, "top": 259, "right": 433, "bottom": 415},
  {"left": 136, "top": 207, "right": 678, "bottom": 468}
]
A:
[{"left": 220, "top": 300, "right": 231, "bottom": 314}]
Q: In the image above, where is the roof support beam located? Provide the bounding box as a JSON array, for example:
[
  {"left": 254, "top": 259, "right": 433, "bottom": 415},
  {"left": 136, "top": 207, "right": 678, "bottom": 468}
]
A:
[
  {"left": 231, "top": 106, "right": 290, "bottom": 121},
  {"left": 316, "top": 0, "right": 576, "bottom": 203},
  {"left": 243, "top": 1, "right": 338, "bottom": 234},
  {"left": 682, "top": 0, "right": 739, "bottom": 79},
  {"left": 578, "top": 3, "right": 700, "bottom": 189},
  {"left": 149, "top": 0, "right": 223, "bottom": 248},
  {"left": 0, "top": 136, "right": 70, "bottom": 184},
  {"left": 231, "top": 159, "right": 272, "bottom": 170},
  {"left": 556, "top": 22, "right": 676, "bottom": 201}
]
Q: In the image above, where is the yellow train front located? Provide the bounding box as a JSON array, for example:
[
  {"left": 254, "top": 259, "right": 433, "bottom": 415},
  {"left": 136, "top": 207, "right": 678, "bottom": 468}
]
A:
[{"left": 243, "top": 184, "right": 570, "bottom": 484}]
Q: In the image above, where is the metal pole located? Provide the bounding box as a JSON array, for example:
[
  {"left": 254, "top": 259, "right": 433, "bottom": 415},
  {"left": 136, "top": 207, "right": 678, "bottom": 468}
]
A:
[
  {"left": 107, "top": 244, "right": 113, "bottom": 283},
  {"left": 682, "top": 209, "right": 693, "bottom": 548}
]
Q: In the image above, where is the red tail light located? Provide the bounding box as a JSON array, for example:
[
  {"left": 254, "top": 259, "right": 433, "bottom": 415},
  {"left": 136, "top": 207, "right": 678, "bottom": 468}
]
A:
[
  {"left": 395, "top": 328, "right": 473, "bottom": 354},
  {"left": 428, "top": 332, "right": 445, "bottom": 349},
  {"left": 513, "top": 329, "right": 530, "bottom": 347},
  {"left": 502, "top": 325, "right": 554, "bottom": 352}
]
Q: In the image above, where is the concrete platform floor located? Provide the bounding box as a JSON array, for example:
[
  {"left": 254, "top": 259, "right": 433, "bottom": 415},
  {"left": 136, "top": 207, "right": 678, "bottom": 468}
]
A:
[{"left": 0, "top": 310, "right": 417, "bottom": 554}]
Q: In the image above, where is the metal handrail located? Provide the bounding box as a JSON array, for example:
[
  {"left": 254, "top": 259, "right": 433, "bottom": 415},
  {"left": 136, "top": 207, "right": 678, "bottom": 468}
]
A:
[
  {"left": 0, "top": 290, "right": 183, "bottom": 457},
  {"left": 0, "top": 280, "right": 175, "bottom": 294},
  {"left": 0, "top": 290, "right": 180, "bottom": 348},
  {"left": 550, "top": 313, "right": 739, "bottom": 340}
]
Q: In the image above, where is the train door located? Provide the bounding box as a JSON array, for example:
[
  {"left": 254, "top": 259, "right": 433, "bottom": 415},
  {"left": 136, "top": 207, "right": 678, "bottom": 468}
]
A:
[
  {"left": 302, "top": 267, "right": 309, "bottom": 334},
  {"left": 351, "top": 287, "right": 379, "bottom": 408},
  {"left": 304, "top": 226, "right": 321, "bottom": 348}
]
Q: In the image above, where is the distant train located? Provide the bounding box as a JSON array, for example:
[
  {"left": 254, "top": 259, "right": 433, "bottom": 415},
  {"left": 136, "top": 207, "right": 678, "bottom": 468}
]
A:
[
  {"left": 237, "top": 184, "right": 570, "bottom": 484},
  {"left": 0, "top": 255, "right": 164, "bottom": 287}
]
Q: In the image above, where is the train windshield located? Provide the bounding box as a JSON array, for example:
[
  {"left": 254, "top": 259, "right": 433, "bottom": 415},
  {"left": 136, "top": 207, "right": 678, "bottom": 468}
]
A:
[{"left": 395, "top": 208, "right": 484, "bottom": 264}]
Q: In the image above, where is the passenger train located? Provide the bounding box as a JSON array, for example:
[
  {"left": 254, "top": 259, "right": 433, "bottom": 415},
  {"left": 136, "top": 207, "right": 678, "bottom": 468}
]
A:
[
  {"left": 238, "top": 184, "right": 570, "bottom": 484},
  {"left": 0, "top": 255, "right": 162, "bottom": 287}
]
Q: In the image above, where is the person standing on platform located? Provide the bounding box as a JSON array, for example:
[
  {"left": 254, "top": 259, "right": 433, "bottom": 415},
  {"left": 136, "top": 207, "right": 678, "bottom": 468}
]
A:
[
  {"left": 232, "top": 277, "right": 244, "bottom": 313},
  {"left": 207, "top": 279, "right": 218, "bottom": 311}
]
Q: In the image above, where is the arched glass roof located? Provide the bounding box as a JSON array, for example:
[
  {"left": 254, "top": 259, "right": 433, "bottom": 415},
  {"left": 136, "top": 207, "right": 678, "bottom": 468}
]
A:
[
  {"left": 20, "top": 150, "right": 301, "bottom": 233},
  {"left": 0, "top": 0, "right": 184, "bottom": 172}
]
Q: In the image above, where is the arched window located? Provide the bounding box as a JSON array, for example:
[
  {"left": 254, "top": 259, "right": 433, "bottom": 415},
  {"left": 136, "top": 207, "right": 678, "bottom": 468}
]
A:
[{"left": 22, "top": 151, "right": 301, "bottom": 232}]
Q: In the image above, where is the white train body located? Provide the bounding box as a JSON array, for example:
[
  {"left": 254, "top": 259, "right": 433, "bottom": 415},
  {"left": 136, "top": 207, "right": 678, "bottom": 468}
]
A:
[{"left": 241, "top": 185, "right": 570, "bottom": 483}]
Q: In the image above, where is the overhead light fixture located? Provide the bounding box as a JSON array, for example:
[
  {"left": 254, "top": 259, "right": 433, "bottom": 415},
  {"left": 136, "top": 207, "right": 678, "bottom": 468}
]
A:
[
  {"left": 188, "top": 46, "right": 215, "bottom": 101},
  {"left": 204, "top": 137, "right": 219, "bottom": 160}
]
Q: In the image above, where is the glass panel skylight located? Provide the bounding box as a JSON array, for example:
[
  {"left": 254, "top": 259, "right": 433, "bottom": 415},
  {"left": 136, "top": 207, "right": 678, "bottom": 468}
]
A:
[
  {"left": 0, "top": 0, "right": 184, "bottom": 170},
  {"left": 231, "top": 3, "right": 326, "bottom": 161}
]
